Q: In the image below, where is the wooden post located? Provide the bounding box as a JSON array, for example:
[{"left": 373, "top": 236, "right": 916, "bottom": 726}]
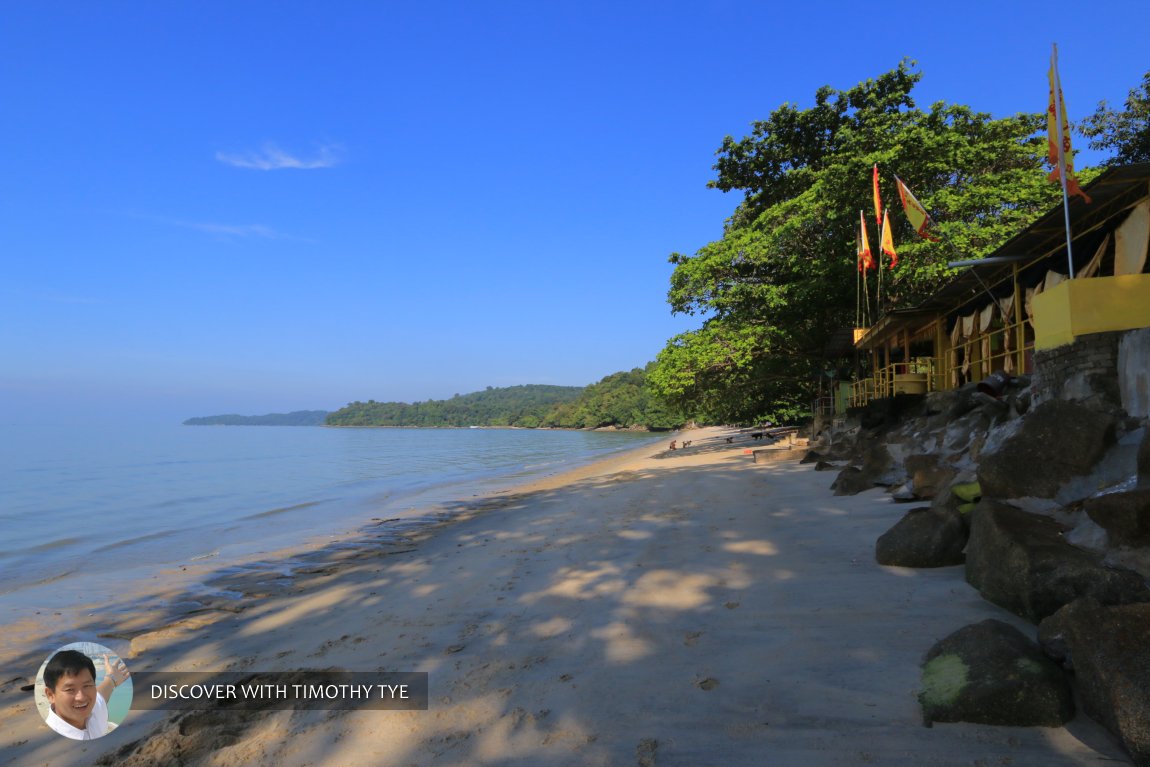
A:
[{"left": 1012, "top": 264, "right": 1025, "bottom": 374}]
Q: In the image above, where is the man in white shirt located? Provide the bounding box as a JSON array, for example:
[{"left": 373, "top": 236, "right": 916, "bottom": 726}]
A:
[{"left": 42, "top": 650, "right": 129, "bottom": 740}]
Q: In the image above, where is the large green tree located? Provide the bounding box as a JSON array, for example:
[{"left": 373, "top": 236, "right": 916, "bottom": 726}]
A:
[
  {"left": 651, "top": 61, "right": 1065, "bottom": 423},
  {"left": 1081, "top": 70, "right": 1150, "bottom": 165}
]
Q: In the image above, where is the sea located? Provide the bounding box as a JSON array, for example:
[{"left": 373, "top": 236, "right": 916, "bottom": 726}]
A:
[{"left": 0, "top": 422, "right": 664, "bottom": 643}]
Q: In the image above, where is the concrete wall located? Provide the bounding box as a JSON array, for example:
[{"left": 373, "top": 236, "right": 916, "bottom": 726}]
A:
[
  {"left": 1033, "top": 331, "right": 1121, "bottom": 410},
  {"left": 1119, "top": 327, "right": 1150, "bottom": 419},
  {"left": 1032, "top": 274, "right": 1150, "bottom": 350},
  {"left": 1033, "top": 327, "right": 1150, "bottom": 419}
]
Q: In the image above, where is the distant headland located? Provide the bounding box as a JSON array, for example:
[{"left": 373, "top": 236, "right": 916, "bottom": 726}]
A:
[{"left": 183, "top": 410, "right": 330, "bottom": 426}]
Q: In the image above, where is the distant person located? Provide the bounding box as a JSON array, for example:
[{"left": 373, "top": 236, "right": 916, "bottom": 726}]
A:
[{"left": 42, "top": 650, "right": 129, "bottom": 740}]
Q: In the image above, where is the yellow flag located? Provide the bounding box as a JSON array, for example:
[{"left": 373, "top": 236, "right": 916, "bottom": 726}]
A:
[
  {"left": 1047, "top": 44, "right": 1091, "bottom": 203},
  {"left": 858, "top": 211, "right": 875, "bottom": 272},
  {"left": 881, "top": 209, "right": 897, "bottom": 268},
  {"left": 895, "top": 176, "right": 938, "bottom": 242}
]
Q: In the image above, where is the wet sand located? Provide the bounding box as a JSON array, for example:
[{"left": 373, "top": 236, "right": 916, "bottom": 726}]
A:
[{"left": 1, "top": 427, "right": 1131, "bottom": 766}]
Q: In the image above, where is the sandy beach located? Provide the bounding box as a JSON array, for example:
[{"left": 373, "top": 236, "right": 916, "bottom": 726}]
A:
[{"left": 2, "top": 427, "right": 1132, "bottom": 766}]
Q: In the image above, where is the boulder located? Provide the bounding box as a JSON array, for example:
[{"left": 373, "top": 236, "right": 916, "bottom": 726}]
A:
[
  {"left": 1039, "top": 598, "right": 1150, "bottom": 766},
  {"left": 1083, "top": 489, "right": 1150, "bottom": 547},
  {"left": 919, "top": 619, "right": 1073, "bottom": 727},
  {"left": 1140, "top": 429, "right": 1150, "bottom": 485},
  {"left": 831, "top": 465, "right": 872, "bottom": 495},
  {"left": 965, "top": 500, "right": 1150, "bottom": 622},
  {"left": 831, "top": 441, "right": 895, "bottom": 496},
  {"left": 875, "top": 506, "right": 967, "bottom": 568},
  {"left": 977, "top": 400, "right": 1117, "bottom": 499},
  {"left": 905, "top": 454, "right": 959, "bottom": 500}
]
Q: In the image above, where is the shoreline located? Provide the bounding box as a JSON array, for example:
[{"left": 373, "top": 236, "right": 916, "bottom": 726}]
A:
[
  {"left": 0, "top": 428, "right": 671, "bottom": 654},
  {"left": 3, "top": 426, "right": 1130, "bottom": 766}
]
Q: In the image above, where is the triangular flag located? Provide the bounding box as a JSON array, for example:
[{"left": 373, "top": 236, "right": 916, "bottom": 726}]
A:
[
  {"left": 872, "top": 164, "right": 882, "bottom": 229},
  {"left": 858, "top": 211, "right": 875, "bottom": 272},
  {"left": 895, "top": 176, "right": 939, "bottom": 242},
  {"left": 1047, "top": 44, "right": 1091, "bottom": 203},
  {"left": 881, "top": 209, "right": 897, "bottom": 268}
]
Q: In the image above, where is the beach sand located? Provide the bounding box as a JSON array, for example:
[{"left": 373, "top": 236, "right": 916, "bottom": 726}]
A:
[{"left": 1, "top": 427, "right": 1132, "bottom": 766}]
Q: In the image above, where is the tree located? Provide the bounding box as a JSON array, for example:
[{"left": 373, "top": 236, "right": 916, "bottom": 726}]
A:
[
  {"left": 651, "top": 61, "right": 1065, "bottom": 423},
  {"left": 1081, "top": 70, "right": 1150, "bottom": 165}
]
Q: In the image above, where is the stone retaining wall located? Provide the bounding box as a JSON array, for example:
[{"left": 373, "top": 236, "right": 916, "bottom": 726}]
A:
[{"left": 1032, "top": 331, "right": 1122, "bottom": 411}]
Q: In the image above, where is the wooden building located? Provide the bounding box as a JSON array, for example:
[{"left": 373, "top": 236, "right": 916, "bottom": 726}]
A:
[{"left": 848, "top": 163, "right": 1150, "bottom": 409}]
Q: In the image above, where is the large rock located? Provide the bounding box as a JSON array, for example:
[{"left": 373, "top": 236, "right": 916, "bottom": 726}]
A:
[
  {"left": 965, "top": 500, "right": 1150, "bottom": 622},
  {"left": 977, "top": 400, "right": 1117, "bottom": 499},
  {"left": 1139, "top": 429, "right": 1150, "bottom": 484},
  {"left": 1039, "top": 598, "right": 1150, "bottom": 766},
  {"left": 876, "top": 506, "right": 967, "bottom": 568},
  {"left": 831, "top": 441, "right": 895, "bottom": 496},
  {"left": 905, "top": 453, "right": 959, "bottom": 500},
  {"left": 919, "top": 619, "right": 1073, "bottom": 727},
  {"left": 1083, "top": 489, "right": 1150, "bottom": 547}
]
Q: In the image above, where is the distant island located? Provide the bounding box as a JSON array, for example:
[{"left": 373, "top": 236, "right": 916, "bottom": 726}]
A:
[{"left": 183, "top": 410, "right": 330, "bottom": 426}]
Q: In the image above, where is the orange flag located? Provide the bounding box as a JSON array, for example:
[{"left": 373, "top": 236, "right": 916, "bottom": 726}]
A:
[
  {"left": 895, "top": 176, "right": 939, "bottom": 242},
  {"left": 1047, "top": 44, "right": 1091, "bottom": 203},
  {"left": 872, "top": 164, "right": 882, "bottom": 228},
  {"left": 858, "top": 211, "right": 875, "bottom": 272},
  {"left": 881, "top": 209, "right": 897, "bottom": 268}
]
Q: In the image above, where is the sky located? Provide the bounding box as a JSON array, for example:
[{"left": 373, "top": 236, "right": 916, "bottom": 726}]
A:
[{"left": 2, "top": 1, "right": 1147, "bottom": 425}]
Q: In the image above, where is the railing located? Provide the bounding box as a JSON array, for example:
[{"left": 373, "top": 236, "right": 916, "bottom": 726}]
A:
[
  {"left": 945, "top": 317, "right": 1033, "bottom": 389},
  {"left": 845, "top": 317, "right": 1034, "bottom": 409},
  {"left": 848, "top": 357, "right": 936, "bottom": 408}
]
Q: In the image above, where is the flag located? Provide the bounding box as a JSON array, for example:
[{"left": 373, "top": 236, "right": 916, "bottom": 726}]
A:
[
  {"left": 872, "top": 164, "right": 882, "bottom": 228},
  {"left": 858, "top": 211, "right": 875, "bottom": 272},
  {"left": 881, "top": 209, "right": 897, "bottom": 268},
  {"left": 895, "top": 175, "right": 939, "bottom": 241},
  {"left": 1047, "top": 44, "right": 1091, "bottom": 203}
]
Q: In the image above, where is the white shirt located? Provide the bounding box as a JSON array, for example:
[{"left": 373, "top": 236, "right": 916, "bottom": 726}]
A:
[{"left": 46, "top": 690, "right": 109, "bottom": 740}]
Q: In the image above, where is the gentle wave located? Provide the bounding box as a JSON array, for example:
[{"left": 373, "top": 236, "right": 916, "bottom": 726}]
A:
[{"left": 242, "top": 500, "right": 326, "bottom": 521}]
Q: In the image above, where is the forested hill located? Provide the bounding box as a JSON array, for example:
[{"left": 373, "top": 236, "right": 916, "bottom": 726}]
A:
[
  {"left": 183, "top": 410, "right": 330, "bottom": 426},
  {"left": 326, "top": 369, "right": 688, "bottom": 430},
  {"left": 326, "top": 385, "right": 583, "bottom": 428}
]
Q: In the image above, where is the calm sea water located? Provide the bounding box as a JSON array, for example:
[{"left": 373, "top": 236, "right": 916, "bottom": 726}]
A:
[{"left": 0, "top": 423, "right": 663, "bottom": 616}]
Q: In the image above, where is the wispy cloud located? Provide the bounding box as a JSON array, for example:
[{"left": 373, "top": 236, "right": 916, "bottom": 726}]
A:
[
  {"left": 183, "top": 221, "right": 284, "bottom": 238},
  {"left": 215, "top": 142, "right": 341, "bottom": 170}
]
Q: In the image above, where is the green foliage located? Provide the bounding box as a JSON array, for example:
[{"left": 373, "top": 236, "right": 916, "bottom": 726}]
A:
[
  {"left": 183, "top": 410, "right": 329, "bottom": 426},
  {"left": 1081, "top": 70, "right": 1150, "bottom": 165},
  {"left": 326, "top": 385, "right": 583, "bottom": 428},
  {"left": 328, "top": 373, "right": 689, "bottom": 430},
  {"left": 654, "top": 61, "right": 1066, "bottom": 422},
  {"left": 540, "top": 365, "right": 687, "bottom": 430}
]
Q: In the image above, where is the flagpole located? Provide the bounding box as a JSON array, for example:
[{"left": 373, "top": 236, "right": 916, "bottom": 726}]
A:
[
  {"left": 856, "top": 227, "right": 861, "bottom": 329},
  {"left": 1051, "top": 43, "right": 1076, "bottom": 278}
]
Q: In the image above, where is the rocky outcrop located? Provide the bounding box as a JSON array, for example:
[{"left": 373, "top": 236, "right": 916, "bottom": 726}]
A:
[
  {"left": 1039, "top": 598, "right": 1150, "bottom": 766},
  {"left": 977, "top": 400, "right": 1117, "bottom": 499},
  {"left": 1083, "top": 489, "right": 1150, "bottom": 547},
  {"left": 919, "top": 619, "right": 1073, "bottom": 727},
  {"left": 875, "top": 506, "right": 967, "bottom": 568},
  {"left": 965, "top": 501, "right": 1150, "bottom": 622}
]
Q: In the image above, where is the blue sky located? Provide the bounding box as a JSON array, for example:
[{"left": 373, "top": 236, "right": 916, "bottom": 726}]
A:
[{"left": 2, "top": 1, "right": 1147, "bottom": 424}]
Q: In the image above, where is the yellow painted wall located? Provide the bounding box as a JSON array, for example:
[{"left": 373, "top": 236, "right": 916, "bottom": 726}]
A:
[{"left": 1033, "top": 274, "right": 1150, "bottom": 350}]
